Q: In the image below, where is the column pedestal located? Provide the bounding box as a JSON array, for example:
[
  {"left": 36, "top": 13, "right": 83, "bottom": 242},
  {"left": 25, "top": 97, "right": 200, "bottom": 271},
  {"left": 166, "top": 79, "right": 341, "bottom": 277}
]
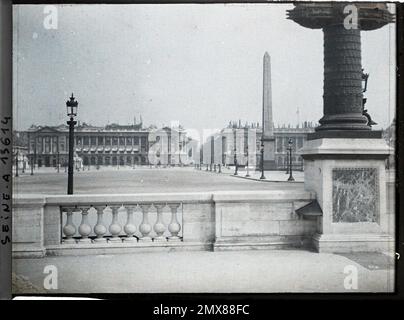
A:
[
  {"left": 262, "top": 137, "right": 276, "bottom": 170},
  {"left": 301, "top": 138, "right": 394, "bottom": 253}
]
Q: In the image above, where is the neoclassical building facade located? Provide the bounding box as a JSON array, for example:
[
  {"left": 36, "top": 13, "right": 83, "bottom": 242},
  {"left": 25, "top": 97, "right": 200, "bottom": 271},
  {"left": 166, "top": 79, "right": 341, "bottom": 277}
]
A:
[
  {"left": 25, "top": 121, "right": 196, "bottom": 168},
  {"left": 26, "top": 122, "right": 150, "bottom": 168},
  {"left": 202, "top": 121, "right": 316, "bottom": 171}
]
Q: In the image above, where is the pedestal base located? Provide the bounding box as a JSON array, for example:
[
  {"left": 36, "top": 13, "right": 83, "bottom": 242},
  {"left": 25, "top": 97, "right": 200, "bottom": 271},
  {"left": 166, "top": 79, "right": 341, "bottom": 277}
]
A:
[
  {"left": 312, "top": 233, "right": 394, "bottom": 253},
  {"left": 301, "top": 138, "right": 393, "bottom": 254}
]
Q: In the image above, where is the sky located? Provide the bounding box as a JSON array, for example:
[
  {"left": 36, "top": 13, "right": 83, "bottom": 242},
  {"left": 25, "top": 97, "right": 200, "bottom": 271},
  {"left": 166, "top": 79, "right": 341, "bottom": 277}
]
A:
[{"left": 13, "top": 3, "right": 396, "bottom": 133}]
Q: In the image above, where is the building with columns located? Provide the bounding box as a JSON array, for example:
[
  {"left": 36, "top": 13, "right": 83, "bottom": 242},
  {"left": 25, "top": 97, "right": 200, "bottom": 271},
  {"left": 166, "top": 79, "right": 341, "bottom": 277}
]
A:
[
  {"left": 202, "top": 121, "right": 316, "bottom": 171},
  {"left": 24, "top": 120, "right": 197, "bottom": 168},
  {"left": 26, "top": 121, "right": 150, "bottom": 168}
]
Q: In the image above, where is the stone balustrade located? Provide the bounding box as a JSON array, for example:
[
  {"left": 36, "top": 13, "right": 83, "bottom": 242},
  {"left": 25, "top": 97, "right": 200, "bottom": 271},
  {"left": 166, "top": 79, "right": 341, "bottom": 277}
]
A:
[
  {"left": 13, "top": 185, "right": 396, "bottom": 257},
  {"left": 61, "top": 202, "right": 183, "bottom": 244}
]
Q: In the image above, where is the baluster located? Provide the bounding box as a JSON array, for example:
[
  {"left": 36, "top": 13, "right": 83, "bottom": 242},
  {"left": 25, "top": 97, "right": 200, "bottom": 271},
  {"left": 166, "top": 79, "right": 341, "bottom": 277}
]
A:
[
  {"left": 167, "top": 203, "right": 181, "bottom": 241},
  {"left": 94, "top": 206, "right": 107, "bottom": 243},
  {"left": 78, "top": 207, "right": 92, "bottom": 243},
  {"left": 62, "top": 207, "right": 76, "bottom": 244},
  {"left": 153, "top": 203, "right": 166, "bottom": 242},
  {"left": 108, "top": 205, "right": 122, "bottom": 243},
  {"left": 139, "top": 204, "right": 152, "bottom": 242},
  {"left": 124, "top": 205, "right": 137, "bottom": 242}
]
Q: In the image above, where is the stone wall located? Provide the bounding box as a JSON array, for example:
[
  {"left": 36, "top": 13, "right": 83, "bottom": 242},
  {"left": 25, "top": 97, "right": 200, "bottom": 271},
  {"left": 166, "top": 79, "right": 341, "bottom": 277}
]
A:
[
  {"left": 12, "top": 183, "right": 394, "bottom": 257},
  {"left": 12, "top": 189, "right": 316, "bottom": 257},
  {"left": 213, "top": 190, "right": 315, "bottom": 250}
]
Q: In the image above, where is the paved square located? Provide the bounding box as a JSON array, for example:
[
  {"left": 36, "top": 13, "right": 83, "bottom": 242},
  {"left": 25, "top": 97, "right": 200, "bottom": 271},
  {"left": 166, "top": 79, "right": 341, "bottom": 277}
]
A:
[
  {"left": 13, "top": 167, "right": 304, "bottom": 195},
  {"left": 12, "top": 249, "right": 394, "bottom": 294}
]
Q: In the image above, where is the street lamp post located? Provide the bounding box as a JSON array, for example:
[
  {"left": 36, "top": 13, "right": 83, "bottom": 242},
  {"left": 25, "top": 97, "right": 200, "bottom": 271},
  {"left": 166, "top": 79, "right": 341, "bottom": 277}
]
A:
[
  {"left": 260, "top": 140, "right": 266, "bottom": 180},
  {"left": 233, "top": 129, "right": 238, "bottom": 176},
  {"left": 287, "top": 138, "right": 294, "bottom": 182},
  {"left": 66, "top": 93, "right": 78, "bottom": 195},
  {"left": 245, "top": 145, "right": 250, "bottom": 177},
  {"left": 30, "top": 154, "right": 34, "bottom": 175},
  {"left": 15, "top": 150, "right": 19, "bottom": 177},
  {"left": 57, "top": 151, "right": 60, "bottom": 173}
]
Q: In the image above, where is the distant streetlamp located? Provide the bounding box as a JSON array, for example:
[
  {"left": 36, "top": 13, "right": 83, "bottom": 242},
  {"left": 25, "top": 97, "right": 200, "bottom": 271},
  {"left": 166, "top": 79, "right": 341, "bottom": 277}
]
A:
[
  {"left": 260, "top": 140, "right": 265, "bottom": 180},
  {"left": 199, "top": 148, "right": 203, "bottom": 170},
  {"left": 30, "top": 154, "right": 34, "bottom": 176},
  {"left": 66, "top": 93, "right": 78, "bottom": 195},
  {"left": 57, "top": 151, "right": 60, "bottom": 173},
  {"left": 178, "top": 132, "right": 182, "bottom": 167},
  {"left": 245, "top": 145, "right": 250, "bottom": 177},
  {"left": 15, "top": 150, "right": 19, "bottom": 177},
  {"left": 287, "top": 138, "right": 295, "bottom": 182},
  {"left": 233, "top": 129, "right": 238, "bottom": 176}
]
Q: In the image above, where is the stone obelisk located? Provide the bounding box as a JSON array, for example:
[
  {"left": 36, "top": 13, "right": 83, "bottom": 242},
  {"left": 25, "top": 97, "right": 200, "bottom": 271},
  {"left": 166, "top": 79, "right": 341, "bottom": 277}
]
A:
[{"left": 262, "top": 52, "right": 276, "bottom": 170}]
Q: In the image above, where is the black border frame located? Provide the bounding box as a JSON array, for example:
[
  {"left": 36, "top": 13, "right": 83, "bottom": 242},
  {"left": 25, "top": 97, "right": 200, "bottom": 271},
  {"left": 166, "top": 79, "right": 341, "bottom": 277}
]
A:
[{"left": 1, "top": 0, "right": 403, "bottom": 304}]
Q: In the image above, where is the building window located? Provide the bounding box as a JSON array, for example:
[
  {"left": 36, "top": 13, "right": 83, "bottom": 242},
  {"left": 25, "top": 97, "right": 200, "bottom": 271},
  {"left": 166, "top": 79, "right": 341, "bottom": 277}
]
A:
[
  {"left": 36, "top": 138, "right": 42, "bottom": 154},
  {"left": 141, "top": 137, "right": 147, "bottom": 147},
  {"left": 292, "top": 138, "right": 297, "bottom": 151},
  {"left": 45, "top": 137, "right": 50, "bottom": 153},
  {"left": 276, "top": 138, "right": 282, "bottom": 153},
  {"left": 112, "top": 137, "right": 118, "bottom": 145},
  {"left": 77, "top": 136, "right": 82, "bottom": 145},
  {"left": 105, "top": 137, "right": 111, "bottom": 145},
  {"left": 60, "top": 143, "right": 65, "bottom": 152},
  {"left": 91, "top": 137, "right": 97, "bottom": 145},
  {"left": 52, "top": 138, "right": 58, "bottom": 153},
  {"left": 134, "top": 137, "right": 140, "bottom": 145},
  {"left": 83, "top": 137, "right": 89, "bottom": 145},
  {"left": 98, "top": 137, "right": 104, "bottom": 145},
  {"left": 126, "top": 137, "right": 132, "bottom": 145},
  {"left": 119, "top": 137, "right": 125, "bottom": 145},
  {"left": 297, "top": 137, "right": 303, "bottom": 149}
]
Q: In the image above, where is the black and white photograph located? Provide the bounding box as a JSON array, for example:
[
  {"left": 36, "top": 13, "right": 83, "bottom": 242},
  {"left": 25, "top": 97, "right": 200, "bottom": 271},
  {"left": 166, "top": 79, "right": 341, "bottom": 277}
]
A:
[{"left": 7, "top": 1, "right": 397, "bottom": 296}]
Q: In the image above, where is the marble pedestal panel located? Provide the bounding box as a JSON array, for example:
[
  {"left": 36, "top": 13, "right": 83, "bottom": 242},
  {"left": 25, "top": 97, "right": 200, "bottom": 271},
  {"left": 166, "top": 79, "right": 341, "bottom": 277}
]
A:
[{"left": 301, "top": 138, "right": 394, "bottom": 253}]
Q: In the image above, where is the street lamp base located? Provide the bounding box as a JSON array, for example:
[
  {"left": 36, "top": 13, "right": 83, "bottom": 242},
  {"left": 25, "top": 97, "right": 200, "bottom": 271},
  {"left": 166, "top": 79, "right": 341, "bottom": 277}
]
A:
[{"left": 288, "top": 177, "right": 295, "bottom": 182}]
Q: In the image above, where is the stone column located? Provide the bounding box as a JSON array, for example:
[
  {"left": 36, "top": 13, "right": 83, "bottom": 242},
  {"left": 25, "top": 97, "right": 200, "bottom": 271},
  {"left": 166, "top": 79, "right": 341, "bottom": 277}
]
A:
[
  {"left": 318, "top": 25, "right": 368, "bottom": 131},
  {"left": 287, "top": 3, "right": 395, "bottom": 253}
]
